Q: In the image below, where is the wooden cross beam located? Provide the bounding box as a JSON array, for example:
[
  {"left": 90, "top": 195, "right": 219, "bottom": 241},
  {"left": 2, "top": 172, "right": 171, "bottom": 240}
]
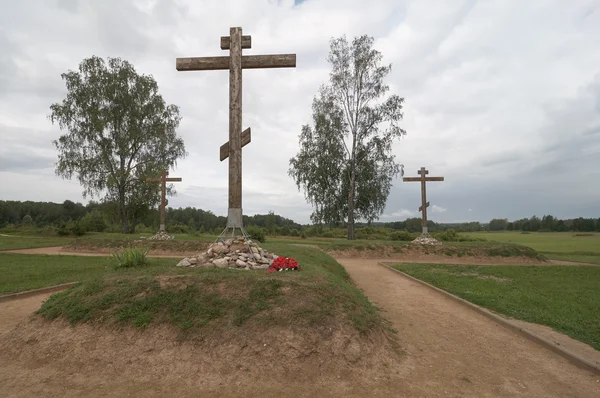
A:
[
  {"left": 403, "top": 167, "right": 444, "bottom": 234},
  {"left": 176, "top": 27, "right": 296, "bottom": 231},
  {"left": 220, "top": 128, "right": 251, "bottom": 161},
  {"left": 146, "top": 170, "right": 182, "bottom": 232}
]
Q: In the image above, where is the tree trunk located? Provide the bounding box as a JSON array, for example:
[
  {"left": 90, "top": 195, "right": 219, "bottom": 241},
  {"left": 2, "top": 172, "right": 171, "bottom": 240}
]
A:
[
  {"left": 347, "top": 129, "right": 357, "bottom": 241},
  {"left": 119, "top": 189, "right": 129, "bottom": 234},
  {"left": 347, "top": 169, "right": 356, "bottom": 240}
]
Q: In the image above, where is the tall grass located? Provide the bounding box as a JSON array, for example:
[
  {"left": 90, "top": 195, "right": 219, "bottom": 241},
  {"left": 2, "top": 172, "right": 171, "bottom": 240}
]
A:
[{"left": 111, "top": 247, "right": 150, "bottom": 268}]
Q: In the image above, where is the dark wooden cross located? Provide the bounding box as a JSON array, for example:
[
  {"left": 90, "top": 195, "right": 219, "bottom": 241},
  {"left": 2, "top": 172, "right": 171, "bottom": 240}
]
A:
[
  {"left": 403, "top": 167, "right": 444, "bottom": 234},
  {"left": 146, "top": 170, "right": 182, "bottom": 232},
  {"left": 176, "top": 27, "right": 296, "bottom": 233}
]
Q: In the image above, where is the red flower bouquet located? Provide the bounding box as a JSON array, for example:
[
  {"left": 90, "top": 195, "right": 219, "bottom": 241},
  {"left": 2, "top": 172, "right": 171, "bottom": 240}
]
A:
[{"left": 267, "top": 256, "right": 300, "bottom": 274}]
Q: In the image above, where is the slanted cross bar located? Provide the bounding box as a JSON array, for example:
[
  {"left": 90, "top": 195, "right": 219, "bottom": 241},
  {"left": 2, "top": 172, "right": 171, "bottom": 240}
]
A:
[
  {"left": 403, "top": 167, "right": 444, "bottom": 234},
  {"left": 176, "top": 27, "right": 296, "bottom": 234},
  {"left": 146, "top": 170, "right": 182, "bottom": 232}
]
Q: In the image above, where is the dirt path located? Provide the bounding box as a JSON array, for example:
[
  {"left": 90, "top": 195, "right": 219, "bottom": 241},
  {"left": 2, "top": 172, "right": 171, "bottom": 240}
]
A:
[
  {"left": 0, "top": 293, "right": 52, "bottom": 335},
  {"left": 337, "top": 258, "right": 600, "bottom": 397},
  {"left": 3, "top": 246, "right": 191, "bottom": 258}
]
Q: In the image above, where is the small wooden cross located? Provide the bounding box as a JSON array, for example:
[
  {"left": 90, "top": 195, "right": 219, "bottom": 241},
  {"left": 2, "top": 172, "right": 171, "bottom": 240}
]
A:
[
  {"left": 146, "top": 170, "right": 182, "bottom": 232},
  {"left": 176, "top": 27, "right": 296, "bottom": 233},
  {"left": 403, "top": 167, "right": 444, "bottom": 234}
]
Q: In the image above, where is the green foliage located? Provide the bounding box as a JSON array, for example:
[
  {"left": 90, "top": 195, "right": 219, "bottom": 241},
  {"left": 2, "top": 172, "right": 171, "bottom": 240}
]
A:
[
  {"left": 390, "top": 230, "right": 417, "bottom": 241},
  {"left": 246, "top": 225, "right": 266, "bottom": 243},
  {"left": 21, "top": 214, "right": 33, "bottom": 225},
  {"left": 488, "top": 218, "right": 508, "bottom": 231},
  {"left": 57, "top": 220, "right": 86, "bottom": 236},
  {"left": 48, "top": 55, "right": 187, "bottom": 234},
  {"left": 433, "top": 229, "right": 485, "bottom": 242},
  {"left": 289, "top": 34, "right": 406, "bottom": 240},
  {"left": 111, "top": 247, "right": 150, "bottom": 268},
  {"left": 392, "top": 263, "right": 600, "bottom": 350},
  {"left": 80, "top": 210, "right": 107, "bottom": 232}
]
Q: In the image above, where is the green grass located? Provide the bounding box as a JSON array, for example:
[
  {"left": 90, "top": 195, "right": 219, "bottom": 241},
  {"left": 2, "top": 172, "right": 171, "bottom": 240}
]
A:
[
  {"left": 467, "top": 232, "right": 600, "bottom": 264},
  {"left": 4, "top": 243, "right": 384, "bottom": 335},
  {"left": 0, "top": 235, "right": 73, "bottom": 250},
  {"left": 0, "top": 253, "right": 176, "bottom": 294},
  {"left": 111, "top": 247, "right": 150, "bottom": 268},
  {"left": 391, "top": 263, "right": 600, "bottom": 350}
]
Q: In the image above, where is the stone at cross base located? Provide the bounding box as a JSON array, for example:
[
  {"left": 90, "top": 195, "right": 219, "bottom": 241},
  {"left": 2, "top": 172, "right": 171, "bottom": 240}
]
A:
[
  {"left": 403, "top": 166, "right": 445, "bottom": 245},
  {"left": 176, "top": 236, "right": 279, "bottom": 270},
  {"left": 176, "top": 26, "right": 296, "bottom": 242}
]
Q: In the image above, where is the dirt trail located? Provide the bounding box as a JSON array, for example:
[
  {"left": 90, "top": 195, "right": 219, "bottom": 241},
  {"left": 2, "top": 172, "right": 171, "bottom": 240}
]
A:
[
  {"left": 3, "top": 246, "right": 190, "bottom": 258},
  {"left": 336, "top": 258, "right": 600, "bottom": 397},
  {"left": 0, "top": 293, "right": 53, "bottom": 336}
]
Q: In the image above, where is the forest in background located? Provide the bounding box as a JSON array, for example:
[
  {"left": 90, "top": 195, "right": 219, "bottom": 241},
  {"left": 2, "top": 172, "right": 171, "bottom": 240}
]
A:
[{"left": 1, "top": 200, "right": 598, "bottom": 238}]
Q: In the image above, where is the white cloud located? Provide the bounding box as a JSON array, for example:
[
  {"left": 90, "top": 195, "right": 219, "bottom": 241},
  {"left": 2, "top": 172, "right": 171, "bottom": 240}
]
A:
[
  {"left": 431, "top": 205, "right": 447, "bottom": 213},
  {"left": 1, "top": 0, "right": 599, "bottom": 224}
]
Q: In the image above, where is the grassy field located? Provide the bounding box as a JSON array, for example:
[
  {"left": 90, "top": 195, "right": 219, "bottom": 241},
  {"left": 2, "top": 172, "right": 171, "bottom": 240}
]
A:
[
  {"left": 30, "top": 243, "right": 384, "bottom": 334},
  {"left": 467, "top": 231, "right": 600, "bottom": 264},
  {"left": 0, "top": 253, "right": 180, "bottom": 294},
  {"left": 0, "top": 235, "right": 73, "bottom": 250},
  {"left": 391, "top": 263, "right": 600, "bottom": 350}
]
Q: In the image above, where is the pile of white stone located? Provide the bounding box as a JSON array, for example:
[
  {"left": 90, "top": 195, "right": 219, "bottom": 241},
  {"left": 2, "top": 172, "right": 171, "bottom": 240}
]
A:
[
  {"left": 176, "top": 237, "right": 277, "bottom": 270},
  {"left": 411, "top": 234, "right": 442, "bottom": 245},
  {"left": 147, "top": 231, "right": 175, "bottom": 240}
]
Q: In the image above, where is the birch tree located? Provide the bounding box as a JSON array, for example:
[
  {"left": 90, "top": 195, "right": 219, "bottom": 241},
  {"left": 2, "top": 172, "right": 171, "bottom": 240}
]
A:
[{"left": 289, "top": 35, "right": 406, "bottom": 239}]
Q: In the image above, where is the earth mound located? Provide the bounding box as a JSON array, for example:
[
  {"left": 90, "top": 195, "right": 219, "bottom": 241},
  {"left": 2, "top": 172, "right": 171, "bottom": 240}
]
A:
[
  {"left": 327, "top": 243, "right": 547, "bottom": 264},
  {"left": 0, "top": 268, "right": 402, "bottom": 393}
]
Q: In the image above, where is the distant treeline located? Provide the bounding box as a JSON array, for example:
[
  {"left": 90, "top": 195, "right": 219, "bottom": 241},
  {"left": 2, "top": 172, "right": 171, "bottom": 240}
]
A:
[
  {"left": 487, "top": 215, "right": 600, "bottom": 232},
  {"left": 0, "top": 200, "right": 302, "bottom": 235},
  {"left": 0, "top": 200, "right": 598, "bottom": 236}
]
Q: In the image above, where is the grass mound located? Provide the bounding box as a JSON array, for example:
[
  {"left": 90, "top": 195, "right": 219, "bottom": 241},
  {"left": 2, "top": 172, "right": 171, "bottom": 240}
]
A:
[
  {"left": 3, "top": 245, "right": 400, "bottom": 382},
  {"left": 37, "top": 245, "right": 383, "bottom": 334},
  {"left": 325, "top": 241, "right": 546, "bottom": 262}
]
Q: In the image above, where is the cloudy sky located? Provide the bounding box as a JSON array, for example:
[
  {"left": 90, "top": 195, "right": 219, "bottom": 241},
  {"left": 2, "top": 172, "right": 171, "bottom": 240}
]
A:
[{"left": 1, "top": 0, "right": 599, "bottom": 224}]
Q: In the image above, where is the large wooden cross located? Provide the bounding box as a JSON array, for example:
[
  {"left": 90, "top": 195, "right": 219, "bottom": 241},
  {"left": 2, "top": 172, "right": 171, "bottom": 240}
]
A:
[
  {"left": 176, "top": 27, "right": 296, "bottom": 233},
  {"left": 146, "top": 170, "right": 182, "bottom": 232},
  {"left": 403, "top": 167, "right": 444, "bottom": 234}
]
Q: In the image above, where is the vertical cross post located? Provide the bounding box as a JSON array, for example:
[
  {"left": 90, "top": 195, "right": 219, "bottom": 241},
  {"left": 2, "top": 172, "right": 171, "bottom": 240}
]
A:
[
  {"left": 403, "top": 167, "right": 444, "bottom": 234},
  {"left": 175, "top": 27, "right": 296, "bottom": 238},
  {"left": 146, "top": 170, "right": 182, "bottom": 232},
  {"left": 228, "top": 27, "right": 243, "bottom": 229}
]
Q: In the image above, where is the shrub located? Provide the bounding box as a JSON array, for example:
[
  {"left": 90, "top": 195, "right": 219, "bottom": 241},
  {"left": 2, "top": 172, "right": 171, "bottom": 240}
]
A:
[
  {"left": 390, "top": 230, "right": 417, "bottom": 241},
  {"left": 246, "top": 225, "right": 266, "bottom": 243},
  {"left": 300, "top": 231, "right": 307, "bottom": 239},
  {"left": 57, "top": 220, "right": 86, "bottom": 236},
  {"left": 80, "top": 210, "right": 107, "bottom": 232},
  {"left": 166, "top": 223, "right": 189, "bottom": 234},
  {"left": 111, "top": 247, "right": 150, "bottom": 268}
]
